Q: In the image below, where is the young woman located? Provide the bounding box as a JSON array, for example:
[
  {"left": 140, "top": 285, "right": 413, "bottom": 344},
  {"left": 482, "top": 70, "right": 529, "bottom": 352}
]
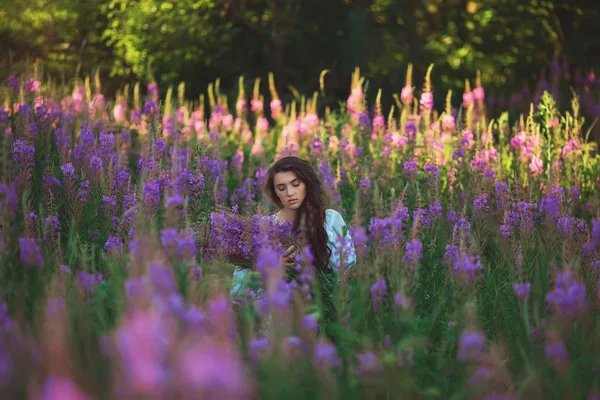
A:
[{"left": 230, "top": 156, "right": 356, "bottom": 311}]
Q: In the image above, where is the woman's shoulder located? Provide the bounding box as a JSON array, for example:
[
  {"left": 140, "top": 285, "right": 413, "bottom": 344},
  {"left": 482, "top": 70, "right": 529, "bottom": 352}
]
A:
[{"left": 325, "top": 208, "right": 346, "bottom": 226}]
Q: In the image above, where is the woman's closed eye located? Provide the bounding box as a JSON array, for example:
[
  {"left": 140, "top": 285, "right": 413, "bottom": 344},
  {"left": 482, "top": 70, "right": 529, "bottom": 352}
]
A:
[{"left": 277, "top": 181, "right": 300, "bottom": 191}]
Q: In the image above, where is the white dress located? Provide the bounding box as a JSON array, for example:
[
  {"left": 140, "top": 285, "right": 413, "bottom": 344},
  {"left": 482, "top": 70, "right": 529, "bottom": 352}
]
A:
[{"left": 230, "top": 208, "right": 357, "bottom": 299}]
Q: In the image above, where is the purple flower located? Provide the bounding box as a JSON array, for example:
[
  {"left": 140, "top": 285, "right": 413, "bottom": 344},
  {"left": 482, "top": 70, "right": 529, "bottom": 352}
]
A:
[
  {"left": 371, "top": 277, "right": 387, "bottom": 311},
  {"left": 513, "top": 283, "right": 531, "bottom": 300},
  {"left": 8, "top": 76, "right": 19, "bottom": 91},
  {"left": 101, "top": 195, "right": 117, "bottom": 216},
  {"left": 546, "top": 271, "right": 587, "bottom": 319},
  {"left": 183, "top": 305, "right": 206, "bottom": 326},
  {"left": 313, "top": 341, "right": 341, "bottom": 369},
  {"left": 115, "top": 310, "right": 169, "bottom": 394},
  {"left": 77, "top": 180, "right": 90, "bottom": 202},
  {"left": 447, "top": 248, "right": 483, "bottom": 283},
  {"left": 248, "top": 338, "right": 269, "bottom": 361},
  {"left": 592, "top": 219, "right": 600, "bottom": 251},
  {"left": 12, "top": 140, "right": 35, "bottom": 171},
  {"left": 404, "top": 121, "right": 417, "bottom": 139},
  {"left": 256, "top": 245, "right": 281, "bottom": 273},
  {"left": 166, "top": 194, "right": 185, "bottom": 208},
  {"left": 404, "top": 239, "right": 423, "bottom": 266},
  {"left": 359, "top": 177, "right": 371, "bottom": 194},
  {"left": 105, "top": 236, "right": 123, "bottom": 256},
  {"left": 301, "top": 314, "right": 319, "bottom": 333},
  {"left": 557, "top": 216, "right": 578, "bottom": 238},
  {"left": 457, "top": 330, "right": 485, "bottom": 361},
  {"left": 77, "top": 271, "right": 103, "bottom": 294},
  {"left": 19, "top": 237, "right": 43, "bottom": 267},
  {"left": 357, "top": 351, "right": 382, "bottom": 374},
  {"left": 60, "top": 162, "right": 76, "bottom": 180},
  {"left": 311, "top": 137, "right": 324, "bottom": 155},
  {"left": 429, "top": 202, "right": 442, "bottom": 220},
  {"left": 424, "top": 164, "right": 439, "bottom": 179},
  {"left": 368, "top": 209, "right": 409, "bottom": 251},
  {"left": 24, "top": 78, "right": 41, "bottom": 93},
  {"left": 175, "top": 338, "right": 250, "bottom": 398},
  {"left": 394, "top": 292, "right": 413, "bottom": 310},
  {"left": 403, "top": 161, "right": 418, "bottom": 175},
  {"left": 44, "top": 213, "right": 60, "bottom": 239},
  {"left": 89, "top": 154, "right": 104, "bottom": 175},
  {"left": 143, "top": 100, "right": 158, "bottom": 116},
  {"left": 473, "top": 194, "right": 489, "bottom": 214},
  {"left": 39, "top": 377, "right": 91, "bottom": 400},
  {"left": 160, "top": 228, "right": 196, "bottom": 261},
  {"left": 125, "top": 278, "right": 148, "bottom": 299},
  {"left": 143, "top": 180, "right": 161, "bottom": 210},
  {"left": 350, "top": 225, "right": 368, "bottom": 256},
  {"left": 545, "top": 338, "right": 570, "bottom": 371},
  {"left": 149, "top": 262, "right": 177, "bottom": 295},
  {"left": 358, "top": 113, "right": 370, "bottom": 127},
  {"left": 260, "top": 278, "right": 292, "bottom": 313}
]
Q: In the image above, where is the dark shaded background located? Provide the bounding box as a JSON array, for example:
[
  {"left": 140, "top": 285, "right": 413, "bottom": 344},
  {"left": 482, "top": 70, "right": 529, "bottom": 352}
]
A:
[{"left": 1, "top": 0, "right": 599, "bottom": 120}]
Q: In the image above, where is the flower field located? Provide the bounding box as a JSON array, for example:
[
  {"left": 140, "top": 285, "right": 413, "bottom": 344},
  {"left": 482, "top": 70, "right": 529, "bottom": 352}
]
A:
[{"left": 1, "top": 64, "right": 600, "bottom": 399}]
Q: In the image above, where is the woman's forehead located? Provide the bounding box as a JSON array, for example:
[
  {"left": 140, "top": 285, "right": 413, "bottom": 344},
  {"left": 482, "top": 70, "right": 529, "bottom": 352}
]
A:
[{"left": 274, "top": 171, "right": 299, "bottom": 185}]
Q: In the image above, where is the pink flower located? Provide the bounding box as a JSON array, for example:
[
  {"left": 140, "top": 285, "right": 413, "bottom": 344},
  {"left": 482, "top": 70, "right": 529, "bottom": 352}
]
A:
[
  {"left": 236, "top": 99, "right": 246, "bottom": 115},
  {"left": 529, "top": 155, "right": 544, "bottom": 175},
  {"left": 113, "top": 102, "right": 127, "bottom": 124},
  {"left": 194, "top": 120, "right": 205, "bottom": 138},
  {"left": 251, "top": 99, "right": 263, "bottom": 114},
  {"left": 561, "top": 139, "right": 581, "bottom": 159},
  {"left": 328, "top": 136, "right": 340, "bottom": 153},
  {"left": 270, "top": 99, "right": 282, "bottom": 118},
  {"left": 222, "top": 114, "right": 234, "bottom": 129},
  {"left": 251, "top": 139, "right": 264, "bottom": 156},
  {"left": 510, "top": 131, "right": 527, "bottom": 151},
  {"left": 347, "top": 87, "right": 364, "bottom": 113},
  {"left": 401, "top": 86, "right": 413, "bottom": 105},
  {"left": 304, "top": 113, "right": 319, "bottom": 131},
  {"left": 473, "top": 87, "right": 485, "bottom": 101},
  {"left": 233, "top": 117, "right": 242, "bottom": 133},
  {"left": 241, "top": 129, "right": 253, "bottom": 144},
  {"left": 420, "top": 92, "right": 434, "bottom": 110},
  {"left": 373, "top": 115, "right": 385, "bottom": 130},
  {"left": 39, "top": 378, "right": 92, "bottom": 400},
  {"left": 463, "top": 91, "right": 474, "bottom": 108},
  {"left": 257, "top": 117, "right": 269, "bottom": 132},
  {"left": 442, "top": 114, "right": 455, "bottom": 132},
  {"left": 461, "top": 129, "right": 474, "bottom": 149},
  {"left": 25, "top": 78, "right": 42, "bottom": 93}
]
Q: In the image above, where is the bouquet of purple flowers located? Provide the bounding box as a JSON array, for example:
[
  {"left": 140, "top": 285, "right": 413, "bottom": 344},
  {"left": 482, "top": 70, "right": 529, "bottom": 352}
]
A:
[{"left": 199, "top": 205, "right": 297, "bottom": 268}]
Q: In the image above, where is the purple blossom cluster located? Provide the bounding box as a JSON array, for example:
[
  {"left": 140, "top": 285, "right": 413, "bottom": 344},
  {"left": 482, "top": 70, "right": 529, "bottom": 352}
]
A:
[{"left": 546, "top": 271, "right": 587, "bottom": 320}]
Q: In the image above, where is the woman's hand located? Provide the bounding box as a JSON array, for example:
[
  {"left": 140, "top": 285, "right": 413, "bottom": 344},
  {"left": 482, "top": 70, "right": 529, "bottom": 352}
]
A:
[{"left": 283, "top": 245, "right": 296, "bottom": 267}]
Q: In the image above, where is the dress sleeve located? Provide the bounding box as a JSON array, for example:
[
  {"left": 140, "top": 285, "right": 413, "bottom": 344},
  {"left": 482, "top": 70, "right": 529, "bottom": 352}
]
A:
[{"left": 325, "top": 209, "right": 357, "bottom": 273}]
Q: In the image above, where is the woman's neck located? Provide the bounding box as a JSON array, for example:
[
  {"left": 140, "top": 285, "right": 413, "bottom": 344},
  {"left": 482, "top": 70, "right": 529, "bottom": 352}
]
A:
[{"left": 277, "top": 208, "right": 297, "bottom": 224}]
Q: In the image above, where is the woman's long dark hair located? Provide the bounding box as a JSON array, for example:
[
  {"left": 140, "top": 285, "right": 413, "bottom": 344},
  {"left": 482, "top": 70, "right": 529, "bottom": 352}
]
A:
[{"left": 265, "top": 156, "right": 332, "bottom": 272}]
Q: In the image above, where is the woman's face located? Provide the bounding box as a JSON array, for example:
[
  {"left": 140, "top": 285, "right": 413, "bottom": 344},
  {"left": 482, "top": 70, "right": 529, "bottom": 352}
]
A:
[{"left": 273, "top": 171, "right": 306, "bottom": 211}]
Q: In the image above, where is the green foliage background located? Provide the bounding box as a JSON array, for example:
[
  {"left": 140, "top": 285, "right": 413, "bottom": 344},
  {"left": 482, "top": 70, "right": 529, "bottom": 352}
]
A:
[{"left": 1, "top": 0, "right": 599, "bottom": 108}]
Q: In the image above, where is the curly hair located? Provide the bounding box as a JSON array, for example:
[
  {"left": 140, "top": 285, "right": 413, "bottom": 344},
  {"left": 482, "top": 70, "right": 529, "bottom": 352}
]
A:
[{"left": 264, "top": 156, "right": 331, "bottom": 272}]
